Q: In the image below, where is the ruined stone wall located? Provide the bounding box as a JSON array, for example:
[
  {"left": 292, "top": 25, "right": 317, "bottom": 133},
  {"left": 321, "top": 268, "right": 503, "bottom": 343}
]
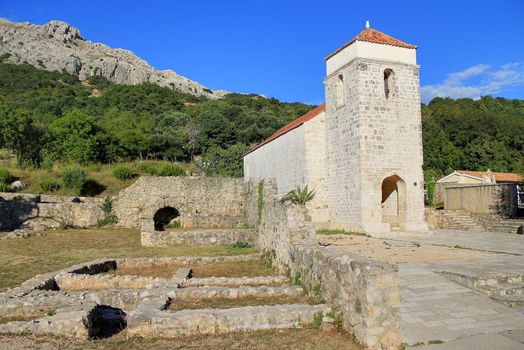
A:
[
  {"left": 0, "top": 192, "right": 104, "bottom": 229},
  {"left": 113, "top": 176, "right": 246, "bottom": 230},
  {"left": 248, "top": 179, "right": 401, "bottom": 349},
  {"left": 291, "top": 243, "right": 401, "bottom": 350}
]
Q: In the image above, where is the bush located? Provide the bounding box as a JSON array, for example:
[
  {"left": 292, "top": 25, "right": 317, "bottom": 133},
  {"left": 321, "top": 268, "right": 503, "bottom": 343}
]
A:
[
  {"left": 281, "top": 185, "right": 316, "bottom": 205},
  {"left": 113, "top": 166, "right": 136, "bottom": 180},
  {"left": 0, "top": 168, "right": 11, "bottom": 184},
  {"left": 231, "top": 241, "right": 253, "bottom": 249},
  {"left": 97, "top": 197, "right": 118, "bottom": 227},
  {"left": 156, "top": 163, "right": 185, "bottom": 177},
  {"left": 0, "top": 182, "right": 9, "bottom": 192},
  {"left": 61, "top": 166, "right": 86, "bottom": 191},
  {"left": 39, "top": 179, "right": 60, "bottom": 192}
]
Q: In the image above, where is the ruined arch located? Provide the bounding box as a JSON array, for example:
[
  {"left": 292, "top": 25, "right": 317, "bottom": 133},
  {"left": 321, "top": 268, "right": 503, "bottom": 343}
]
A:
[
  {"left": 381, "top": 175, "right": 406, "bottom": 229},
  {"left": 153, "top": 206, "right": 180, "bottom": 231}
]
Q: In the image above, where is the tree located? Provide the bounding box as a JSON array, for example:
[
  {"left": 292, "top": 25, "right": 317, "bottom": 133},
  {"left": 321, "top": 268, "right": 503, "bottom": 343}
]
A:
[
  {"left": 0, "top": 100, "right": 45, "bottom": 165},
  {"left": 48, "top": 109, "right": 109, "bottom": 164},
  {"left": 202, "top": 144, "right": 249, "bottom": 177}
]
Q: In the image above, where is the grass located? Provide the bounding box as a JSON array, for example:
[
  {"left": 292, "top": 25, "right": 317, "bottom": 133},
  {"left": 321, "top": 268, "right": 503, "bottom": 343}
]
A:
[
  {"left": 0, "top": 326, "right": 363, "bottom": 349},
  {"left": 0, "top": 154, "right": 195, "bottom": 197},
  {"left": 167, "top": 294, "right": 314, "bottom": 311},
  {"left": 113, "top": 259, "right": 274, "bottom": 279},
  {"left": 316, "top": 229, "right": 368, "bottom": 236},
  {"left": 0, "top": 228, "right": 258, "bottom": 291},
  {"left": 0, "top": 307, "right": 55, "bottom": 324}
]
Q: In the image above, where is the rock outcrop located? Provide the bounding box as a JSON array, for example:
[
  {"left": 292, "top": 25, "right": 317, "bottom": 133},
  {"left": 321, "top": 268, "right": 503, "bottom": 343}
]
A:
[{"left": 0, "top": 18, "right": 227, "bottom": 99}]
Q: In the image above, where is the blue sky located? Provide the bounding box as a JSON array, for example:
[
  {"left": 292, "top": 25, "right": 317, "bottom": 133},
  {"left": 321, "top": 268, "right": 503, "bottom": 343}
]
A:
[{"left": 1, "top": 0, "right": 523, "bottom": 104}]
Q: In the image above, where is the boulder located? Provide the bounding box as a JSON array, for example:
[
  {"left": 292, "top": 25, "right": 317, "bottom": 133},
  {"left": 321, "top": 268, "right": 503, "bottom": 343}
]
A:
[{"left": 10, "top": 181, "right": 27, "bottom": 192}]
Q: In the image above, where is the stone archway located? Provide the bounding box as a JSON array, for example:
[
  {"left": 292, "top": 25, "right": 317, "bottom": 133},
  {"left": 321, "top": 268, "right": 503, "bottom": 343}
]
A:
[
  {"left": 153, "top": 207, "right": 180, "bottom": 231},
  {"left": 381, "top": 175, "right": 406, "bottom": 230}
]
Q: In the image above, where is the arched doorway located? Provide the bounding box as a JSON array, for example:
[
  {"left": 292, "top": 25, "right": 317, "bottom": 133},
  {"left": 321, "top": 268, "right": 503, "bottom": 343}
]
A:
[
  {"left": 381, "top": 175, "right": 406, "bottom": 230},
  {"left": 153, "top": 207, "right": 180, "bottom": 231}
]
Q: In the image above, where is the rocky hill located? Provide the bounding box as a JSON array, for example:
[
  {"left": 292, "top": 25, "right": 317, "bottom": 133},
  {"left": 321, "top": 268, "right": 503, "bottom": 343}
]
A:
[{"left": 0, "top": 18, "right": 226, "bottom": 99}]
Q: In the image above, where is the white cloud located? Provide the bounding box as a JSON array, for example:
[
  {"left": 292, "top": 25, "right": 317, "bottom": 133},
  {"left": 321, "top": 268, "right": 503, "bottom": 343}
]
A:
[{"left": 421, "top": 62, "right": 524, "bottom": 103}]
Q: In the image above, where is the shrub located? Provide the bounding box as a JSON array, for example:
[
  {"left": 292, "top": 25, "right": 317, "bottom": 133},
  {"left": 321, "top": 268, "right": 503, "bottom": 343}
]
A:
[
  {"left": 166, "top": 220, "right": 181, "bottom": 229},
  {"left": 281, "top": 185, "right": 316, "bottom": 205},
  {"left": 39, "top": 179, "right": 60, "bottom": 192},
  {"left": 231, "top": 241, "right": 253, "bottom": 249},
  {"left": 427, "top": 181, "right": 436, "bottom": 206},
  {"left": 138, "top": 162, "right": 158, "bottom": 175},
  {"left": 156, "top": 163, "right": 185, "bottom": 177},
  {"left": 0, "top": 182, "right": 9, "bottom": 192},
  {"left": 97, "top": 197, "right": 118, "bottom": 227},
  {"left": 0, "top": 168, "right": 11, "bottom": 184},
  {"left": 81, "top": 178, "right": 106, "bottom": 196},
  {"left": 61, "top": 166, "right": 86, "bottom": 191},
  {"left": 113, "top": 166, "right": 136, "bottom": 180}
]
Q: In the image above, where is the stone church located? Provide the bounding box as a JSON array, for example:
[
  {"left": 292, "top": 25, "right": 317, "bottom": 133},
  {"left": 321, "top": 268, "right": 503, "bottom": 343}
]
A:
[{"left": 244, "top": 24, "right": 428, "bottom": 233}]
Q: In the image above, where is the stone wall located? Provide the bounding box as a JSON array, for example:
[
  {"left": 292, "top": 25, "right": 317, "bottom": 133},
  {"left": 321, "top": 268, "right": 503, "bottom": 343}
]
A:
[
  {"left": 113, "top": 176, "right": 246, "bottom": 230},
  {"left": 0, "top": 192, "right": 104, "bottom": 230},
  {"left": 444, "top": 184, "right": 517, "bottom": 216},
  {"left": 291, "top": 242, "right": 401, "bottom": 349},
  {"left": 247, "top": 179, "right": 401, "bottom": 349}
]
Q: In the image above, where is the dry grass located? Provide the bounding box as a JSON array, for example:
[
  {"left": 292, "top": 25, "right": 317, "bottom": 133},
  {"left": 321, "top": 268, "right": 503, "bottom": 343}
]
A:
[
  {"left": 113, "top": 259, "right": 274, "bottom": 278},
  {"left": 167, "top": 295, "right": 313, "bottom": 311},
  {"left": 0, "top": 157, "right": 195, "bottom": 197},
  {"left": 0, "top": 228, "right": 257, "bottom": 291},
  {"left": 0, "top": 326, "right": 363, "bottom": 349},
  {"left": 0, "top": 306, "right": 55, "bottom": 324}
]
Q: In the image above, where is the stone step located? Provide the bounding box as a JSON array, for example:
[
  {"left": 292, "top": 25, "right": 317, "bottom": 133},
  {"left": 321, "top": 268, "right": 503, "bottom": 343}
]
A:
[
  {"left": 127, "top": 304, "right": 330, "bottom": 337},
  {"left": 488, "top": 294, "right": 524, "bottom": 308},
  {"left": 479, "top": 282, "right": 524, "bottom": 297},
  {"left": 182, "top": 275, "right": 289, "bottom": 288}
]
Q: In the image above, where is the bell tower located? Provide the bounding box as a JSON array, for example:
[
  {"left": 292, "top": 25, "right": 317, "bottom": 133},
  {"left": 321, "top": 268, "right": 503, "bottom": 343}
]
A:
[{"left": 324, "top": 23, "right": 428, "bottom": 233}]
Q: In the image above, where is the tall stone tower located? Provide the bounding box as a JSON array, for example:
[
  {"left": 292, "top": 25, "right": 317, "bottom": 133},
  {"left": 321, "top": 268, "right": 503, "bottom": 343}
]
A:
[{"left": 324, "top": 25, "right": 428, "bottom": 233}]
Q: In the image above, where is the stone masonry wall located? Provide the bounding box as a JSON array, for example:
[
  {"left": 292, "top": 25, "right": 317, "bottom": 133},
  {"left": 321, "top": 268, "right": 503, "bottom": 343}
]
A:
[
  {"left": 113, "top": 176, "right": 246, "bottom": 230},
  {"left": 0, "top": 192, "right": 104, "bottom": 230},
  {"left": 291, "top": 243, "right": 401, "bottom": 350},
  {"left": 247, "top": 179, "right": 401, "bottom": 349}
]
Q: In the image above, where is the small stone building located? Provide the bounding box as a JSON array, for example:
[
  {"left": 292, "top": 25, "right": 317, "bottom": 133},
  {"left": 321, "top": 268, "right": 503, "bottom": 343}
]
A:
[{"left": 244, "top": 25, "right": 428, "bottom": 233}]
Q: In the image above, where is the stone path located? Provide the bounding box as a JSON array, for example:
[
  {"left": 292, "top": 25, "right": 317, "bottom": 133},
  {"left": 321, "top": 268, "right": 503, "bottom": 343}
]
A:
[
  {"left": 396, "top": 229, "right": 524, "bottom": 349},
  {"left": 372, "top": 229, "right": 524, "bottom": 254},
  {"left": 400, "top": 265, "right": 524, "bottom": 346}
]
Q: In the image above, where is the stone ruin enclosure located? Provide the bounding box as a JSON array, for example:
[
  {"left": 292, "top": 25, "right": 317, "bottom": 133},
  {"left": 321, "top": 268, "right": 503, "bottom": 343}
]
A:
[{"left": 0, "top": 177, "right": 401, "bottom": 349}]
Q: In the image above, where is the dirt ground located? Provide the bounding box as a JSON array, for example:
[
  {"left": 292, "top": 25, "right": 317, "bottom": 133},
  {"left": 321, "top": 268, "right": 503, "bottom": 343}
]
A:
[
  {"left": 317, "top": 234, "right": 500, "bottom": 264},
  {"left": 0, "top": 327, "right": 362, "bottom": 350}
]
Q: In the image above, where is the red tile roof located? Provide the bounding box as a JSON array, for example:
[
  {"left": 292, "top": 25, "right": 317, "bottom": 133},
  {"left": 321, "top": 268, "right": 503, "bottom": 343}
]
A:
[
  {"left": 245, "top": 104, "right": 326, "bottom": 155},
  {"left": 325, "top": 28, "right": 417, "bottom": 60},
  {"left": 456, "top": 170, "right": 523, "bottom": 183}
]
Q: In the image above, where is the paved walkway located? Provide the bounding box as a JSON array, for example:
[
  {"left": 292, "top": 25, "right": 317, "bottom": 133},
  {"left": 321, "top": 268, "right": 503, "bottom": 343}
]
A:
[
  {"left": 400, "top": 264, "right": 524, "bottom": 346},
  {"left": 372, "top": 229, "right": 524, "bottom": 254},
  {"left": 392, "top": 229, "right": 524, "bottom": 348}
]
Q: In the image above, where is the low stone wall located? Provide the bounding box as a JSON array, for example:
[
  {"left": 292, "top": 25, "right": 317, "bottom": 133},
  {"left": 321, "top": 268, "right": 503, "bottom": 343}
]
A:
[
  {"left": 247, "top": 178, "right": 401, "bottom": 349},
  {"left": 0, "top": 192, "right": 104, "bottom": 230},
  {"left": 291, "top": 242, "right": 401, "bottom": 349},
  {"left": 141, "top": 228, "right": 256, "bottom": 247}
]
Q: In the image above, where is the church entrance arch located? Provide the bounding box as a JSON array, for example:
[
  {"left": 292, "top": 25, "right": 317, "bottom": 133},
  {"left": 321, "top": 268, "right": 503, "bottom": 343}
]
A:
[{"left": 381, "top": 175, "right": 406, "bottom": 229}]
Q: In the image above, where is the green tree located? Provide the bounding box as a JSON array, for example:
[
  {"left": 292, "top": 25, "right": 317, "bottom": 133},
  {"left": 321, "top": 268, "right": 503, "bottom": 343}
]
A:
[{"left": 203, "top": 144, "right": 249, "bottom": 177}]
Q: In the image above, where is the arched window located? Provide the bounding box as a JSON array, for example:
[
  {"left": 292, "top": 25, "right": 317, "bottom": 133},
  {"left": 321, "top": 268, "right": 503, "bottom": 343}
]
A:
[
  {"left": 384, "top": 69, "right": 395, "bottom": 99},
  {"left": 335, "top": 74, "right": 345, "bottom": 108}
]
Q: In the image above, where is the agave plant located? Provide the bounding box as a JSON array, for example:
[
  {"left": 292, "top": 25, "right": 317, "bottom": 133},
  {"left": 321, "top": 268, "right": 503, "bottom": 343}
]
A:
[{"left": 281, "top": 185, "right": 316, "bottom": 205}]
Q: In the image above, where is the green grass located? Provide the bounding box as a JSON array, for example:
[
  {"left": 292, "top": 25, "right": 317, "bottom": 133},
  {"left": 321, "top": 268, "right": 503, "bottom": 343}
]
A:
[
  {"left": 316, "top": 229, "right": 368, "bottom": 236},
  {"left": 0, "top": 228, "right": 257, "bottom": 291}
]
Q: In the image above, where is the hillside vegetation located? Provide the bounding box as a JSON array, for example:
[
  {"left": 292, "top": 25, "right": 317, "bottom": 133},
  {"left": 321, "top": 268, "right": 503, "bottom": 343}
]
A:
[{"left": 0, "top": 61, "right": 523, "bottom": 197}]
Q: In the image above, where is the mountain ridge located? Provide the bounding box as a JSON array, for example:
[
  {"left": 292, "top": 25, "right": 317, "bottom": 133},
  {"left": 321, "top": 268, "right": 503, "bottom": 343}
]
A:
[{"left": 0, "top": 18, "right": 227, "bottom": 99}]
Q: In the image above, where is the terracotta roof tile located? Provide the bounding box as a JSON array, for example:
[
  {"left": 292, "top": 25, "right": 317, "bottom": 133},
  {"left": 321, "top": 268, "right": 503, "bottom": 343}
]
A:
[
  {"left": 245, "top": 104, "right": 325, "bottom": 155},
  {"left": 325, "top": 28, "right": 417, "bottom": 60},
  {"left": 456, "top": 170, "right": 523, "bottom": 183}
]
